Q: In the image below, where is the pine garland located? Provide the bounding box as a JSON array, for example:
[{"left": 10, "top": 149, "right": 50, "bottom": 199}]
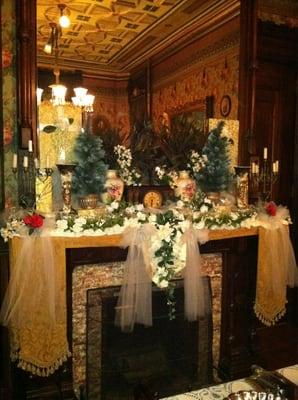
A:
[
  {"left": 195, "top": 121, "right": 233, "bottom": 192},
  {"left": 72, "top": 130, "right": 107, "bottom": 195}
]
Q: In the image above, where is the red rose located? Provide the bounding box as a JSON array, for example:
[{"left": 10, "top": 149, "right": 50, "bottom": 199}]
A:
[
  {"left": 23, "top": 215, "right": 33, "bottom": 226},
  {"left": 23, "top": 214, "right": 44, "bottom": 228},
  {"left": 265, "top": 201, "right": 277, "bottom": 216},
  {"left": 30, "top": 214, "right": 44, "bottom": 228}
]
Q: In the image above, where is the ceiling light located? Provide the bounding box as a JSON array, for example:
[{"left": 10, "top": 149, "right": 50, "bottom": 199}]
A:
[{"left": 58, "top": 4, "right": 70, "bottom": 28}]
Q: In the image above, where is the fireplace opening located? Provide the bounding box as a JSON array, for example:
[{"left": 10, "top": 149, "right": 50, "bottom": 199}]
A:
[{"left": 86, "top": 278, "right": 213, "bottom": 400}]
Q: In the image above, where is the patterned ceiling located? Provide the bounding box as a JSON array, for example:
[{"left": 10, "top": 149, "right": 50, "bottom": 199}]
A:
[{"left": 37, "top": 0, "right": 240, "bottom": 73}]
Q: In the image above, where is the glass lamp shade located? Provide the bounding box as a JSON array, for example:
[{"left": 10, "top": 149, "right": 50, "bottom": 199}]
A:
[
  {"left": 49, "top": 84, "right": 67, "bottom": 105},
  {"left": 37, "top": 87, "right": 44, "bottom": 106},
  {"left": 85, "top": 94, "right": 95, "bottom": 112},
  {"left": 59, "top": 14, "right": 70, "bottom": 28},
  {"left": 72, "top": 87, "right": 94, "bottom": 110},
  {"left": 74, "top": 87, "right": 88, "bottom": 98}
]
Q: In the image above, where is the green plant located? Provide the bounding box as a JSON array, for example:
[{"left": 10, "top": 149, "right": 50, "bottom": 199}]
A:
[
  {"left": 72, "top": 129, "right": 107, "bottom": 195},
  {"left": 195, "top": 121, "right": 233, "bottom": 192},
  {"left": 130, "top": 120, "right": 165, "bottom": 183},
  {"left": 156, "top": 113, "right": 206, "bottom": 171},
  {"left": 96, "top": 127, "right": 126, "bottom": 169}
]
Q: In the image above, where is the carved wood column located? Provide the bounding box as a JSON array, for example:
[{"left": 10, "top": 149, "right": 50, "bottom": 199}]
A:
[
  {"left": 16, "top": 0, "right": 37, "bottom": 152},
  {"left": 238, "top": 0, "right": 258, "bottom": 165}
]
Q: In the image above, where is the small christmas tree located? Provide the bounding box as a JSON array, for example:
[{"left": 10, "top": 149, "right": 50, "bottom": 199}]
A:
[
  {"left": 72, "top": 129, "right": 107, "bottom": 195},
  {"left": 196, "top": 121, "right": 233, "bottom": 192}
]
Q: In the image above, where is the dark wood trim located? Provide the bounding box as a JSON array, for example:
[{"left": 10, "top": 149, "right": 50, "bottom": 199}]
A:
[
  {"left": 16, "top": 0, "right": 37, "bottom": 152},
  {"left": 238, "top": 0, "right": 258, "bottom": 165},
  {"left": 0, "top": 2, "right": 4, "bottom": 211}
]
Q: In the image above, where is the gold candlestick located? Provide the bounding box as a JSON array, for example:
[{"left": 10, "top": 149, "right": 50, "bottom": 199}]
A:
[{"left": 56, "top": 163, "right": 77, "bottom": 215}]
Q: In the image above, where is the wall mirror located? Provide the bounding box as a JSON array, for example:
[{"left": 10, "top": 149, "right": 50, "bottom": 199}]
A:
[{"left": 18, "top": 0, "right": 242, "bottom": 160}]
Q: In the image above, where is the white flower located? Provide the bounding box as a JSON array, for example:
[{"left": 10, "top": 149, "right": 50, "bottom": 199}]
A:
[
  {"left": 176, "top": 200, "right": 184, "bottom": 208},
  {"left": 157, "top": 223, "right": 174, "bottom": 241},
  {"left": 159, "top": 279, "right": 169, "bottom": 288},
  {"left": 56, "top": 219, "right": 68, "bottom": 230},
  {"left": 136, "top": 211, "right": 147, "bottom": 221},
  {"left": 148, "top": 214, "right": 157, "bottom": 224},
  {"left": 135, "top": 203, "right": 144, "bottom": 211},
  {"left": 125, "top": 206, "right": 135, "bottom": 214},
  {"left": 200, "top": 205, "right": 209, "bottom": 213},
  {"left": 72, "top": 223, "right": 84, "bottom": 233},
  {"left": 74, "top": 217, "right": 87, "bottom": 225}
]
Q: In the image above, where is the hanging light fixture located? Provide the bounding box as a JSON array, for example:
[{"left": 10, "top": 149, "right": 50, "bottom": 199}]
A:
[
  {"left": 38, "top": 9, "right": 94, "bottom": 110},
  {"left": 58, "top": 4, "right": 71, "bottom": 28},
  {"left": 72, "top": 87, "right": 95, "bottom": 112}
]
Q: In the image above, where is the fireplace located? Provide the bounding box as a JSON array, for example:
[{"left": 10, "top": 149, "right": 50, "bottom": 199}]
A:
[
  {"left": 70, "top": 250, "right": 223, "bottom": 399},
  {"left": 86, "top": 279, "right": 213, "bottom": 400}
]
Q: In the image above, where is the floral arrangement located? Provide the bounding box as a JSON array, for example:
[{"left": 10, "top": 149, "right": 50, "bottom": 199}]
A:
[
  {"left": 1, "top": 211, "right": 44, "bottom": 241},
  {"left": 114, "top": 145, "right": 141, "bottom": 186},
  {"left": 1, "top": 200, "right": 292, "bottom": 318},
  {"left": 155, "top": 150, "right": 207, "bottom": 190}
]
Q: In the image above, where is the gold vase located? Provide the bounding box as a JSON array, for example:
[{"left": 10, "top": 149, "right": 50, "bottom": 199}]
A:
[{"left": 79, "top": 194, "right": 99, "bottom": 209}]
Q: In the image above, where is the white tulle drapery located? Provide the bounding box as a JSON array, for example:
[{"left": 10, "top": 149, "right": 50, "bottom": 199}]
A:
[
  {"left": 115, "top": 224, "right": 210, "bottom": 332},
  {"left": 115, "top": 224, "right": 157, "bottom": 332},
  {"left": 0, "top": 218, "right": 58, "bottom": 328},
  {"left": 183, "top": 227, "right": 209, "bottom": 321}
]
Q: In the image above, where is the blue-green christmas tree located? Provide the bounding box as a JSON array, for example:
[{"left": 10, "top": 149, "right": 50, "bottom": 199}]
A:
[
  {"left": 72, "top": 129, "right": 107, "bottom": 195},
  {"left": 196, "top": 121, "right": 233, "bottom": 192}
]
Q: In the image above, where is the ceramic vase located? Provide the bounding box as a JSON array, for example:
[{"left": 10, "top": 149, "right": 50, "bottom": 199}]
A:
[
  {"left": 174, "top": 170, "right": 196, "bottom": 201},
  {"left": 104, "top": 169, "right": 124, "bottom": 202}
]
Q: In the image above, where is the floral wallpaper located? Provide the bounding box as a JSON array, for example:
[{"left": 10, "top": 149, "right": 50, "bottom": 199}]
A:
[
  {"left": 2, "top": 0, "right": 18, "bottom": 208},
  {"left": 152, "top": 44, "right": 239, "bottom": 130}
]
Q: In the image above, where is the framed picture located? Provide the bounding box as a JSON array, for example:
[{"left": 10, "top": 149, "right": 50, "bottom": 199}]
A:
[{"left": 220, "top": 95, "right": 231, "bottom": 117}]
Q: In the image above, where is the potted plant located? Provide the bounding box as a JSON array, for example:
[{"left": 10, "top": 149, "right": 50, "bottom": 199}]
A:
[{"left": 72, "top": 128, "right": 107, "bottom": 208}]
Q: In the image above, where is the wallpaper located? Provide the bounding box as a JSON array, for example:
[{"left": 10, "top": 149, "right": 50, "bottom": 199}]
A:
[
  {"left": 1, "top": 0, "right": 18, "bottom": 208},
  {"left": 151, "top": 42, "right": 239, "bottom": 130}
]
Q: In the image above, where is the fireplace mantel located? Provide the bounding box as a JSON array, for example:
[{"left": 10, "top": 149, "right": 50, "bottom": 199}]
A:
[{"left": 5, "top": 226, "right": 298, "bottom": 399}]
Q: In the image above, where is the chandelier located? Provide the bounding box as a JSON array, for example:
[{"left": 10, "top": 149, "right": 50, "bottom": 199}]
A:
[{"left": 37, "top": 9, "right": 94, "bottom": 111}]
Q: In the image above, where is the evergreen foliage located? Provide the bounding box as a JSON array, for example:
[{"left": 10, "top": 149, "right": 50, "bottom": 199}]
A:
[
  {"left": 196, "top": 121, "right": 233, "bottom": 192},
  {"left": 72, "top": 130, "right": 107, "bottom": 195}
]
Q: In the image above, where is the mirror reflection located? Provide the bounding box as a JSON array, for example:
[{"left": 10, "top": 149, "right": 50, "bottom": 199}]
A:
[{"left": 36, "top": 0, "right": 240, "bottom": 168}]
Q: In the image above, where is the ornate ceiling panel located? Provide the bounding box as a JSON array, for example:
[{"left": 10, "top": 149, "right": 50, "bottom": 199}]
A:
[{"left": 37, "top": 0, "right": 240, "bottom": 74}]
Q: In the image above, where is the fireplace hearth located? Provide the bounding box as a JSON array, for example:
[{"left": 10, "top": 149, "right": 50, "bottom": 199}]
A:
[{"left": 85, "top": 278, "right": 212, "bottom": 400}]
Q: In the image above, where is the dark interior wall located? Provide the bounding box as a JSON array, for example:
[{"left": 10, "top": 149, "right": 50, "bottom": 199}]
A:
[{"left": 254, "top": 21, "right": 298, "bottom": 251}]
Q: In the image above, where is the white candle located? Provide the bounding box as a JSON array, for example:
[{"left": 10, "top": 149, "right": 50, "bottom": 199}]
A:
[
  {"left": 34, "top": 158, "right": 39, "bottom": 169},
  {"left": 252, "top": 162, "right": 256, "bottom": 174},
  {"left": 255, "top": 164, "right": 259, "bottom": 174},
  {"left": 275, "top": 160, "right": 279, "bottom": 172},
  {"left": 23, "top": 156, "right": 28, "bottom": 168},
  {"left": 59, "top": 149, "right": 66, "bottom": 162},
  {"left": 28, "top": 140, "right": 33, "bottom": 152},
  {"left": 273, "top": 162, "right": 276, "bottom": 173},
  {"left": 263, "top": 147, "right": 268, "bottom": 160},
  {"left": 13, "top": 153, "right": 18, "bottom": 168},
  {"left": 46, "top": 155, "right": 50, "bottom": 169}
]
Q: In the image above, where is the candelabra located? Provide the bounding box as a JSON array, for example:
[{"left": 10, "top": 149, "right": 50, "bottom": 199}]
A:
[
  {"left": 56, "top": 163, "right": 77, "bottom": 216},
  {"left": 12, "top": 147, "right": 53, "bottom": 208},
  {"left": 251, "top": 151, "right": 279, "bottom": 201}
]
